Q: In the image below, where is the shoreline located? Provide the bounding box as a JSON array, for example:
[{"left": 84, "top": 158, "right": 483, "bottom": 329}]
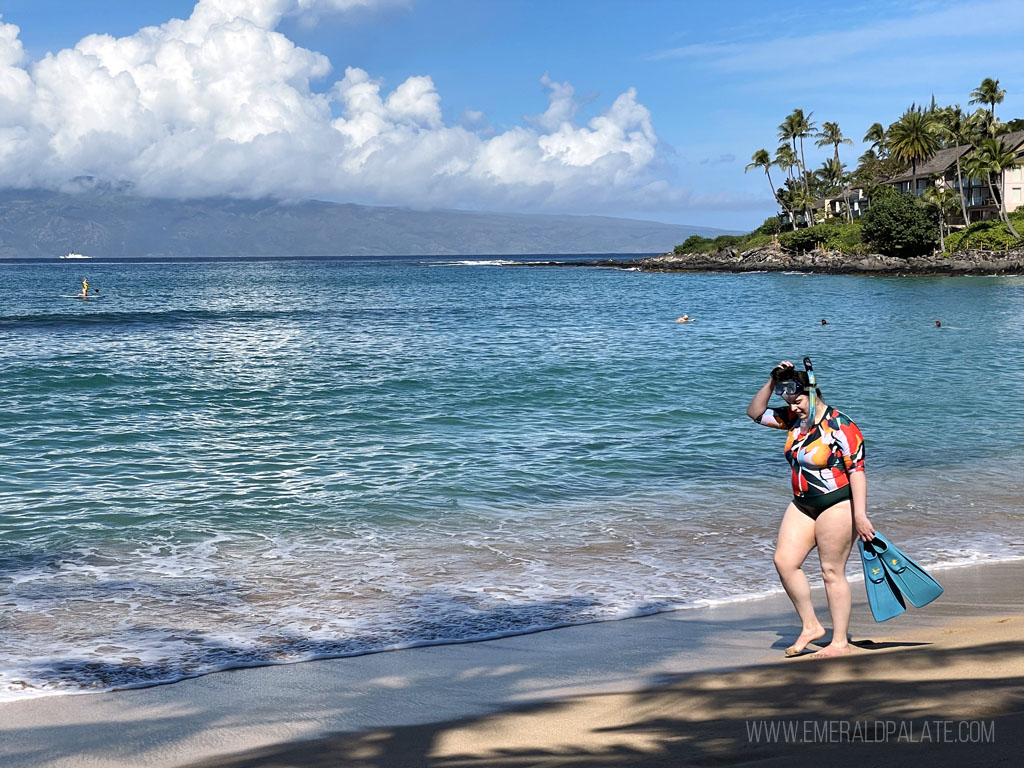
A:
[
  {"left": 3, "top": 551, "right": 1018, "bottom": 707},
  {"left": 514, "top": 245, "right": 1024, "bottom": 276},
  {"left": 2, "top": 559, "right": 1020, "bottom": 768}
]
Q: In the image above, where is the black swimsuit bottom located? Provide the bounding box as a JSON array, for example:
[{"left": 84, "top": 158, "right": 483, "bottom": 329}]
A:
[{"left": 792, "top": 487, "right": 852, "bottom": 520}]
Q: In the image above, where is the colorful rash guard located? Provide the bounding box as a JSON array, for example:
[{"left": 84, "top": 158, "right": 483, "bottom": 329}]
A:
[{"left": 757, "top": 405, "right": 865, "bottom": 503}]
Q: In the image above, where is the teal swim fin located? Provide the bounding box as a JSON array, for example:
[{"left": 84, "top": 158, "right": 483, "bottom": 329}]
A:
[
  {"left": 871, "top": 532, "right": 944, "bottom": 609},
  {"left": 858, "top": 538, "right": 906, "bottom": 622}
]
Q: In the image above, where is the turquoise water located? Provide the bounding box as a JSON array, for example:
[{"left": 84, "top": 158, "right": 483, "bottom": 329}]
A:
[{"left": 2, "top": 257, "right": 1023, "bottom": 699}]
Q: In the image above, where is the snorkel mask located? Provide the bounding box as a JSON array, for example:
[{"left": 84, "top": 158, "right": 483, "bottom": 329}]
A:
[
  {"left": 771, "top": 359, "right": 818, "bottom": 433},
  {"left": 773, "top": 378, "right": 804, "bottom": 398}
]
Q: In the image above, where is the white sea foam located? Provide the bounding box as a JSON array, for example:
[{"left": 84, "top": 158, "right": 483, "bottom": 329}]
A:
[
  {"left": 426, "top": 260, "right": 520, "bottom": 267},
  {"left": 1, "top": 490, "right": 1019, "bottom": 703}
]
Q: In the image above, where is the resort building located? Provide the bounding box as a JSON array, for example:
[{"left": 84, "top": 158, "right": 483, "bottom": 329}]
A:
[
  {"left": 1005, "top": 133, "right": 1024, "bottom": 213},
  {"left": 881, "top": 130, "right": 1024, "bottom": 225},
  {"left": 824, "top": 187, "right": 870, "bottom": 220}
]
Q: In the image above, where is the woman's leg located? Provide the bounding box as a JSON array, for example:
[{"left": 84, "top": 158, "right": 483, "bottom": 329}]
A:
[
  {"left": 811, "top": 500, "right": 856, "bottom": 657},
  {"left": 774, "top": 503, "right": 824, "bottom": 653}
]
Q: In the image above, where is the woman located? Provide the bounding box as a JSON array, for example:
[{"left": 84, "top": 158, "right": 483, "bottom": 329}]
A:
[{"left": 746, "top": 360, "right": 875, "bottom": 658}]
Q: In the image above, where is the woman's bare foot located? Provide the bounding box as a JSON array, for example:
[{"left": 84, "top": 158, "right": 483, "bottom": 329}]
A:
[
  {"left": 784, "top": 625, "right": 826, "bottom": 656},
  {"left": 809, "top": 643, "right": 851, "bottom": 658}
]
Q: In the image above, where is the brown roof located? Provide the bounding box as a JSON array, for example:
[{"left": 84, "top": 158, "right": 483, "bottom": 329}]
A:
[
  {"left": 884, "top": 129, "right": 1024, "bottom": 184},
  {"left": 1000, "top": 129, "right": 1024, "bottom": 152},
  {"left": 885, "top": 144, "right": 971, "bottom": 184}
]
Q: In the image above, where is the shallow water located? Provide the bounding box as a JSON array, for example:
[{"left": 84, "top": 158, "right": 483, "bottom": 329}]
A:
[{"left": 1, "top": 256, "right": 1022, "bottom": 699}]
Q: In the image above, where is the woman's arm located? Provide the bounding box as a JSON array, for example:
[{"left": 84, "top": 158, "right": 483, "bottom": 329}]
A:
[
  {"left": 849, "top": 471, "right": 874, "bottom": 541},
  {"left": 746, "top": 378, "right": 775, "bottom": 421},
  {"left": 747, "top": 360, "right": 793, "bottom": 422}
]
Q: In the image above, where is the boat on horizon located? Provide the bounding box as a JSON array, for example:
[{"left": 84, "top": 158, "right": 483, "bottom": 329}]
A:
[{"left": 60, "top": 252, "right": 91, "bottom": 259}]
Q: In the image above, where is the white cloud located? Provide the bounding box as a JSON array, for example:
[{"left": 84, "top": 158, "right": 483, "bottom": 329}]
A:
[
  {"left": 0, "top": 0, "right": 685, "bottom": 213},
  {"left": 528, "top": 74, "right": 579, "bottom": 133}
]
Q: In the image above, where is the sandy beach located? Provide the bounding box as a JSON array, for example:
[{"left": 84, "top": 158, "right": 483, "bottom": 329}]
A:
[{"left": 1, "top": 559, "right": 1021, "bottom": 768}]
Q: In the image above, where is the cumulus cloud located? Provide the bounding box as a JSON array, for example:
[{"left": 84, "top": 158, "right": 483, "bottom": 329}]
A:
[{"left": 0, "top": 0, "right": 683, "bottom": 212}]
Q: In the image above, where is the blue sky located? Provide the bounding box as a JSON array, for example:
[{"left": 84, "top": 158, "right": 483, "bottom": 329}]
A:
[{"left": 2, "top": 0, "right": 1023, "bottom": 231}]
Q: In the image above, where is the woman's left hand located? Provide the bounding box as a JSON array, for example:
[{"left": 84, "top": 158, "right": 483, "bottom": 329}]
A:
[{"left": 854, "top": 513, "right": 875, "bottom": 542}]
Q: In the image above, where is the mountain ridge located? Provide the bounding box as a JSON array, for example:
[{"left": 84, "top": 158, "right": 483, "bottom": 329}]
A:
[{"left": 0, "top": 189, "right": 735, "bottom": 258}]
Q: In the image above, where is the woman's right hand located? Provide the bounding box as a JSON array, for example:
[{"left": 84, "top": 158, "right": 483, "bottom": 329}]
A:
[{"left": 771, "top": 360, "right": 794, "bottom": 381}]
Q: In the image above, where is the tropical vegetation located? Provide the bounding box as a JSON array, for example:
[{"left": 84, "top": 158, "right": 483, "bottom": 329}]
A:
[
  {"left": 708, "top": 77, "right": 1024, "bottom": 259},
  {"left": 859, "top": 187, "right": 937, "bottom": 257}
]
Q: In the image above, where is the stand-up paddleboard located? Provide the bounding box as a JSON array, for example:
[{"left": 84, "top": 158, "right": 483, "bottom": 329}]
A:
[{"left": 64, "top": 294, "right": 100, "bottom": 299}]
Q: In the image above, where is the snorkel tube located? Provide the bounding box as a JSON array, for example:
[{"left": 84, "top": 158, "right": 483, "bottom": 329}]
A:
[{"left": 802, "top": 357, "right": 817, "bottom": 433}]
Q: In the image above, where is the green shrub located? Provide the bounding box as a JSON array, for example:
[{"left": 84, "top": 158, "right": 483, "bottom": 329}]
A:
[
  {"left": 945, "top": 219, "right": 1023, "bottom": 252},
  {"left": 861, "top": 192, "right": 938, "bottom": 258},
  {"left": 778, "top": 218, "right": 863, "bottom": 253},
  {"left": 744, "top": 232, "right": 773, "bottom": 249},
  {"left": 713, "top": 234, "right": 745, "bottom": 249},
  {"left": 757, "top": 216, "right": 783, "bottom": 235},
  {"left": 674, "top": 235, "right": 717, "bottom": 254},
  {"left": 672, "top": 219, "right": 829, "bottom": 257}
]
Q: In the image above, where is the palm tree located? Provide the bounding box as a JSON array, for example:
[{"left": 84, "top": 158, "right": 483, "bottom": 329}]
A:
[
  {"left": 858, "top": 148, "right": 878, "bottom": 166},
  {"left": 772, "top": 146, "right": 799, "bottom": 230},
  {"left": 863, "top": 122, "right": 888, "bottom": 158},
  {"left": 888, "top": 108, "right": 942, "bottom": 196},
  {"left": 787, "top": 185, "right": 817, "bottom": 229},
  {"left": 779, "top": 109, "right": 815, "bottom": 224},
  {"left": 965, "top": 137, "right": 1021, "bottom": 238},
  {"left": 969, "top": 78, "right": 1006, "bottom": 132},
  {"left": 814, "top": 122, "right": 854, "bottom": 222},
  {"left": 746, "top": 148, "right": 780, "bottom": 212},
  {"left": 815, "top": 121, "right": 854, "bottom": 165},
  {"left": 936, "top": 105, "right": 981, "bottom": 222},
  {"left": 922, "top": 185, "right": 961, "bottom": 252},
  {"left": 773, "top": 145, "right": 801, "bottom": 229},
  {"left": 778, "top": 113, "right": 801, "bottom": 173},
  {"left": 774, "top": 144, "right": 797, "bottom": 182},
  {"left": 779, "top": 112, "right": 807, "bottom": 196},
  {"left": 811, "top": 158, "right": 842, "bottom": 193},
  {"left": 793, "top": 109, "right": 816, "bottom": 192},
  {"left": 774, "top": 184, "right": 803, "bottom": 230}
]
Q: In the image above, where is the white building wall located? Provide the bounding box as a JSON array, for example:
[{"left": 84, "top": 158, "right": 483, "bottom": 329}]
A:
[{"left": 1005, "top": 165, "right": 1024, "bottom": 213}]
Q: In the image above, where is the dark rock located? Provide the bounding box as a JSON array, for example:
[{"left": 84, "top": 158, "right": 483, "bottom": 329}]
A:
[{"left": 518, "top": 245, "right": 1024, "bottom": 276}]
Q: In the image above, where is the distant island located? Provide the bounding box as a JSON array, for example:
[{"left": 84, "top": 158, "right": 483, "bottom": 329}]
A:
[{"left": 0, "top": 188, "right": 735, "bottom": 259}]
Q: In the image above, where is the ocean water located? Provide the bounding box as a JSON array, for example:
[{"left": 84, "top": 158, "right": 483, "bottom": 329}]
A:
[{"left": 1, "top": 256, "right": 1023, "bottom": 700}]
